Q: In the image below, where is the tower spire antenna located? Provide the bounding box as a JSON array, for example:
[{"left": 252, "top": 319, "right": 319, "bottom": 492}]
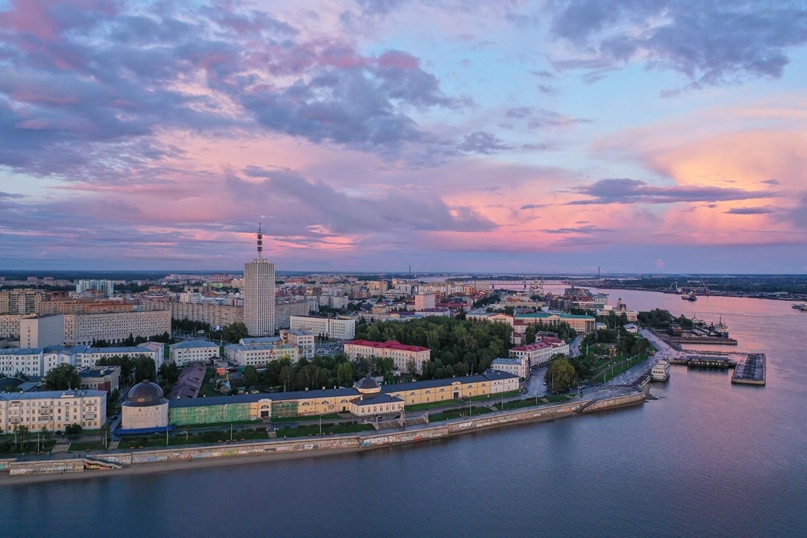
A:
[{"left": 257, "top": 222, "right": 263, "bottom": 259}]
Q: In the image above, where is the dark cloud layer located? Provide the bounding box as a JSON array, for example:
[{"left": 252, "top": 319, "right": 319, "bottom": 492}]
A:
[
  {"left": 237, "top": 166, "right": 496, "bottom": 234},
  {"left": 0, "top": 0, "right": 463, "bottom": 177},
  {"left": 548, "top": 0, "right": 807, "bottom": 87},
  {"left": 569, "top": 178, "right": 773, "bottom": 205}
]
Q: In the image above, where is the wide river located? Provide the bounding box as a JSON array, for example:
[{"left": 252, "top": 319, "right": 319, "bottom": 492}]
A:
[{"left": 2, "top": 289, "right": 806, "bottom": 537}]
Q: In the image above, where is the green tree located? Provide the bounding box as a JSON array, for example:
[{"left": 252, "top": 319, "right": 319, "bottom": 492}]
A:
[
  {"left": 13, "top": 424, "right": 30, "bottom": 448},
  {"left": 132, "top": 355, "right": 157, "bottom": 383},
  {"left": 243, "top": 365, "right": 260, "bottom": 387},
  {"left": 544, "top": 359, "right": 577, "bottom": 392},
  {"left": 279, "top": 364, "right": 295, "bottom": 392},
  {"left": 44, "top": 363, "right": 81, "bottom": 390},
  {"left": 223, "top": 322, "right": 249, "bottom": 343},
  {"left": 336, "top": 362, "right": 355, "bottom": 387},
  {"left": 65, "top": 423, "right": 83, "bottom": 435}
]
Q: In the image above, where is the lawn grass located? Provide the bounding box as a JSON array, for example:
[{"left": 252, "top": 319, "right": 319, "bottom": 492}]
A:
[
  {"left": 274, "top": 423, "right": 374, "bottom": 438},
  {"left": 68, "top": 441, "right": 106, "bottom": 452}
]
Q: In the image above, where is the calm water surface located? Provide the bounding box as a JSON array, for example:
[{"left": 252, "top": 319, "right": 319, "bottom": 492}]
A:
[{"left": 2, "top": 290, "right": 806, "bottom": 537}]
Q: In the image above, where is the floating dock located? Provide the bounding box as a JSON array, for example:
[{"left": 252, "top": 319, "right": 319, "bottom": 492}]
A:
[
  {"left": 665, "top": 336, "right": 738, "bottom": 346},
  {"left": 668, "top": 355, "right": 736, "bottom": 369},
  {"left": 731, "top": 353, "right": 766, "bottom": 385}
]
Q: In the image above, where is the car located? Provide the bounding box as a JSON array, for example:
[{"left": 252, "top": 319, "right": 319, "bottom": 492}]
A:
[{"left": 109, "top": 414, "right": 118, "bottom": 421}]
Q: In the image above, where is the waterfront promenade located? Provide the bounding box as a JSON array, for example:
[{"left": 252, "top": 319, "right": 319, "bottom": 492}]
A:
[{"left": 0, "top": 386, "right": 645, "bottom": 484}]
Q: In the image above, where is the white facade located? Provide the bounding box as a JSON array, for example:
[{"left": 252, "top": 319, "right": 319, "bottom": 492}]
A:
[
  {"left": 344, "top": 340, "right": 431, "bottom": 374},
  {"left": 491, "top": 357, "right": 530, "bottom": 379},
  {"left": 280, "top": 329, "right": 315, "bottom": 359},
  {"left": 224, "top": 343, "right": 299, "bottom": 366},
  {"left": 76, "top": 346, "right": 161, "bottom": 370},
  {"left": 169, "top": 341, "right": 220, "bottom": 366},
  {"left": 20, "top": 315, "right": 65, "bottom": 347},
  {"left": 0, "top": 345, "right": 159, "bottom": 378},
  {"left": 244, "top": 258, "right": 276, "bottom": 337},
  {"left": 0, "top": 390, "right": 107, "bottom": 432},
  {"left": 76, "top": 279, "right": 115, "bottom": 297},
  {"left": 290, "top": 315, "right": 356, "bottom": 340},
  {"left": 0, "top": 349, "right": 46, "bottom": 378},
  {"left": 64, "top": 310, "right": 170, "bottom": 345}
]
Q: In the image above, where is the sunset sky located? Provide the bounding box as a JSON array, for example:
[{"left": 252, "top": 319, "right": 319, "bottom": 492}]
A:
[{"left": 2, "top": 0, "right": 807, "bottom": 274}]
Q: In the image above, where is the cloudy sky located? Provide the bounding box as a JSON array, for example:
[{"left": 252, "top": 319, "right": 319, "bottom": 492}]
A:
[{"left": 2, "top": 0, "right": 807, "bottom": 274}]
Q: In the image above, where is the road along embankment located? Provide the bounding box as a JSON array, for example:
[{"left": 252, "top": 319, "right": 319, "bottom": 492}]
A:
[{"left": 1, "top": 390, "right": 645, "bottom": 482}]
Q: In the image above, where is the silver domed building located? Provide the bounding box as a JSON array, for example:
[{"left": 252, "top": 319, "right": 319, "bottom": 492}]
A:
[{"left": 120, "top": 381, "right": 169, "bottom": 432}]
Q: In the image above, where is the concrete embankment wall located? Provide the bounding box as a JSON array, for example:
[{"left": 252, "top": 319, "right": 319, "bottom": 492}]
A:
[
  {"left": 2, "top": 393, "right": 644, "bottom": 478},
  {"left": 8, "top": 459, "right": 84, "bottom": 476},
  {"left": 581, "top": 392, "right": 646, "bottom": 413}
]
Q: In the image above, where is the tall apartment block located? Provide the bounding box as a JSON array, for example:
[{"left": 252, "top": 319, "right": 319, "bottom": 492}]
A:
[{"left": 243, "top": 225, "right": 276, "bottom": 337}]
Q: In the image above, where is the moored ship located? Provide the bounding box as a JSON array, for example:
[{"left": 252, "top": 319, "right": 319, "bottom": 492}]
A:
[
  {"left": 792, "top": 303, "right": 807, "bottom": 311},
  {"left": 651, "top": 359, "right": 671, "bottom": 381}
]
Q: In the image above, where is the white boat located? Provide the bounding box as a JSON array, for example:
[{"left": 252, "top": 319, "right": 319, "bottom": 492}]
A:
[{"left": 651, "top": 359, "right": 671, "bottom": 382}]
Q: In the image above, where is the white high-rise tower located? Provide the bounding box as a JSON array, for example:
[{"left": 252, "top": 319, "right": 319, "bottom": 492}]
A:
[{"left": 243, "top": 224, "right": 275, "bottom": 336}]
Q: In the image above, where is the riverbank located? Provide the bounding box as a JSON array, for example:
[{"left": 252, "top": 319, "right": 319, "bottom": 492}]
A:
[{"left": 0, "top": 389, "right": 645, "bottom": 486}]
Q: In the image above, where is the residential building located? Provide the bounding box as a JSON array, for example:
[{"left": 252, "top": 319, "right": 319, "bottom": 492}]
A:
[
  {"left": 20, "top": 315, "right": 65, "bottom": 347},
  {"left": 414, "top": 293, "right": 436, "bottom": 311},
  {"left": 0, "top": 390, "right": 107, "bottom": 432},
  {"left": 144, "top": 299, "right": 244, "bottom": 328},
  {"left": 79, "top": 366, "right": 121, "bottom": 392},
  {"left": 243, "top": 226, "right": 276, "bottom": 336},
  {"left": 344, "top": 339, "right": 431, "bottom": 374},
  {"left": 492, "top": 357, "right": 530, "bottom": 379},
  {"left": 0, "top": 314, "right": 22, "bottom": 339},
  {"left": 169, "top": 340, "right": 220, "bottom": 366},
  {"left": 75, "top": 280, "right": 115, "bottom": 297},
  {"left": 64, "top": 310, "right": 171, "bottom": 345},
  {"left": 289, "top": 315, "right": 356, "bottom": 340},
  {"left": 0, "top": 289, "right": 47, "bottom": 315},
  {"left": 224, "top": 341, "right": 300, "bottom": 366},
  {"left": 280, "top": 329, "right": 315, "bottom": 359}
]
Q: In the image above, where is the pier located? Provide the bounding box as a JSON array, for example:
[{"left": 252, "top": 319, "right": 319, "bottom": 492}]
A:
[{"left": 731, "top": 353, "right": 766, "bottom": 385}]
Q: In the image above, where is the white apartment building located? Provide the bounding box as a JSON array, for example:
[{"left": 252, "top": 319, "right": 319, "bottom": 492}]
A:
[
  {"left": 491, "top": 357, "right": 530, "bottom": 379},
  {"left": 76, "top": 346, "right": 161, "bottom": 370},
  {"left": 0, "top": 345, "right": 160, "bottom": 378},
  {"left": 290, "top": 315, "right": 356, "bottom": 340},
  {"left": 75, "top": 279, "right": 115, "bottom": 297},
  {"left": 243, "top": 256, "right": 276, "bottom": 337},
  {"left": 144, "top": 299, "right": 244, "bottom": 328},
  {"left": 20, "top": 314, "right": 65, "bottom": 347},
  {"left": 223, "top": 342, "right": 299, "bottom": 367},
  {"left": 64, "top": 310, "right": 171, "bottom": 345},
  {"left": 0, "top": 348, "right": 49, "bottom": 378},
  {"left": 0, "top": 390, "right": 107, "bottom": 432},
  {"left": 343, "top": 340, "right": 431, "bottom": 374},
  {"left": 280, "top": 329, "right": 315, "bottom": 359},
  {"left": 169, "top": 340, "right": 220, "bottom": 366}
]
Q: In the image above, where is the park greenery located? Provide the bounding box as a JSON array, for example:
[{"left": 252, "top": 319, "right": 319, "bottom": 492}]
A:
[
  {"left": 43, "top": 363, "right": 81, "bottom": 390},
  {"left": 356, "top": 317, "right": 512, "bottom": 379},
  {"left": 97, "top": 354, "right": 157, "bottom": 384},
  {"left": 637, "top": 308, "right": 694, "bottom": 330}
]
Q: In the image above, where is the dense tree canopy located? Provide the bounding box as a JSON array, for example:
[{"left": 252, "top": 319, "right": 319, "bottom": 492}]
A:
[
  {"left": 43, "top": 363, "right": 81, "bottom": 390},
  {"left": 98, "top": 354, "right": 156, "bottom": 384},
  {"left": 355, "top": 316, "right": 512, "bottom": 380},
  {"left": 545, "top": 359, "right": 577, "bottom": 392}
]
